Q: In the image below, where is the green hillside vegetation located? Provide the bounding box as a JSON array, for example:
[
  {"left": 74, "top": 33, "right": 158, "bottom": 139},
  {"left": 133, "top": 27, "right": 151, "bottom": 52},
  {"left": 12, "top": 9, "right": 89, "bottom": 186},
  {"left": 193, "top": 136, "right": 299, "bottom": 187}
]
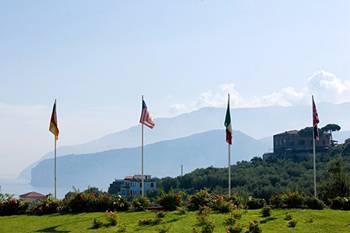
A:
[{"left": 158, "top": 137, "right": 350, "bottom": 201}]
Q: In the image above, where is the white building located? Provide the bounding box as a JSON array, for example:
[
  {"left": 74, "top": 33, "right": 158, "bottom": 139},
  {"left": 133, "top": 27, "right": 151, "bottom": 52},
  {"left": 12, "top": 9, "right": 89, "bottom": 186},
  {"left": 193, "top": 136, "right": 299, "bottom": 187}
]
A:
[{"left": 108, "top": 175, "right": 157, "bottom": 197}]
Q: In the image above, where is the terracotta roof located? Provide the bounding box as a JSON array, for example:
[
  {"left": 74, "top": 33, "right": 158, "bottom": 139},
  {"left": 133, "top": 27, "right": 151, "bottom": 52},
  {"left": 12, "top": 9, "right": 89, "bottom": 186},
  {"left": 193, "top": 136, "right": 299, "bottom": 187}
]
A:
[{"left": 19, "top": 192, "right": 46, "bottom": 198}]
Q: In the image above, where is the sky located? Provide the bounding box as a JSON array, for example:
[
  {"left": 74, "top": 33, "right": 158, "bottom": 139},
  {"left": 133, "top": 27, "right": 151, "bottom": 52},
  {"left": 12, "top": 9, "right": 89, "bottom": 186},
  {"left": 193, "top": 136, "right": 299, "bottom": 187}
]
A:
[{"left": 0, "top": 0, "right": 350, "bottom": 178}]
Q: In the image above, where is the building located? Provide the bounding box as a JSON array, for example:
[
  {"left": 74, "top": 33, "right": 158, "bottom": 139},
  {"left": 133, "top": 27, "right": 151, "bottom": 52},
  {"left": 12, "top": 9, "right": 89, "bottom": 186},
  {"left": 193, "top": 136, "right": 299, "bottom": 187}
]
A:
[
  {"left": 108, "top": 175, "right": 157, "bottom": 197},
  {"left": 263, "top": 127, "right": 333, "bottom": 160},
  {"left": 19, "top": 192, "right": 46, "bottom": 202}
]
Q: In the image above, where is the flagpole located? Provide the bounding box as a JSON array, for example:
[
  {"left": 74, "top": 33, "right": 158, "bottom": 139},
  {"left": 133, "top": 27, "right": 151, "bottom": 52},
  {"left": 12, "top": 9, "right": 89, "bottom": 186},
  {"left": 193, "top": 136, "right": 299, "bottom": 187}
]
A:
[
  {"left": 228, "top": 143, "right": 231, "bottom": 198},
  {"left": 54, "top": 136, "right": 57, "bottom": 199},
  {"left": 228, "top": 93, "right": 231, "bottom": 198},
  {"left": 141, "top": 96, "right": 145, "bottom": 198},
  {"left": 312, "top": 106, "right": 317, "bottom": 198},
  {"left": 313, "top": 132, "right": 316, "bottom": 197}
]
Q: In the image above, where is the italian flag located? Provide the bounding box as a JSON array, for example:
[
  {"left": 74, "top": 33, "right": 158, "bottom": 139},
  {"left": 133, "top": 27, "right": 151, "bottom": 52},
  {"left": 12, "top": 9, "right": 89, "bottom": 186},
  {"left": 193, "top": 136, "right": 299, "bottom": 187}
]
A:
[{"left": 224, "top": 95, "right": 232, "bottom": 145}]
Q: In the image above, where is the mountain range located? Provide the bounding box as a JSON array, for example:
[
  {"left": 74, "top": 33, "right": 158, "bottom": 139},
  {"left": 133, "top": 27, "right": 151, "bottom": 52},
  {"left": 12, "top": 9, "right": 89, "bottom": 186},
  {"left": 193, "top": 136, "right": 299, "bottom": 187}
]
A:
[
  {"left": 31, "top": 130, "right": 267, "bottom": 189},
  {"left": 24, "top": 103, "right": 350, "bottom": 188}
]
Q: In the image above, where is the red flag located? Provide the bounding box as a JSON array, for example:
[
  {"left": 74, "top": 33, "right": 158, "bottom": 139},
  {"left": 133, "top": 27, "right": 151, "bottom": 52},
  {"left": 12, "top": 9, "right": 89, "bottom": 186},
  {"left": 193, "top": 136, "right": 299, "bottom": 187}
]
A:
[
  {"left": 139, "top": 100, "right": 155, "bottom": 129},
  {"left": 312, "top": 96, "right": 319, "bottom": 141}
]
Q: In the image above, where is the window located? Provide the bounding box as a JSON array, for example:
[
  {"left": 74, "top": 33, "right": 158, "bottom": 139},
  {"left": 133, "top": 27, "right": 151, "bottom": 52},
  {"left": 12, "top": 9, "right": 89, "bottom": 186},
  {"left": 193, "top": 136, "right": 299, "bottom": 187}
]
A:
[{"left": 150, "top": 182, "right": 154, "bottom": 188}]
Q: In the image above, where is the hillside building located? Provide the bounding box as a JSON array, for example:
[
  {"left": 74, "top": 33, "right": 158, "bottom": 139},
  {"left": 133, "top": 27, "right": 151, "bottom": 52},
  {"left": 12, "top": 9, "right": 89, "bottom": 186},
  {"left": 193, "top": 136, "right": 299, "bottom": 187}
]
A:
[
  {"left": 108, "top": 175, "right": 157, "bottom": 197},
  {"left": 263, "top": 128, "right": 334, "bottom": 160}
]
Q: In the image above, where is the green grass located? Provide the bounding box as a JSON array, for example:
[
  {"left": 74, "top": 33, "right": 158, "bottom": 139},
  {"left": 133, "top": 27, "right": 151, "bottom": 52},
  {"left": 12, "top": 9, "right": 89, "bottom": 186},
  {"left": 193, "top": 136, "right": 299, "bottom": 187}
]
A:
[{"left": 1, "top": 209, "right": 350, "bottom": 233}]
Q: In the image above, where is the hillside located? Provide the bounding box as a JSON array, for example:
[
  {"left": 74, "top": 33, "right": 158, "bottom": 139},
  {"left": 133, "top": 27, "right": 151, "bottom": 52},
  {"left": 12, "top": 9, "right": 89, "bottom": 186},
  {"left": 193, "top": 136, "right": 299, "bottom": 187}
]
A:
[
  {"left": 31, "top": 130, "right": 267, "bottom": 189},
  {"left": 158, "top": 140, "right": 350, "bottom": 199}
]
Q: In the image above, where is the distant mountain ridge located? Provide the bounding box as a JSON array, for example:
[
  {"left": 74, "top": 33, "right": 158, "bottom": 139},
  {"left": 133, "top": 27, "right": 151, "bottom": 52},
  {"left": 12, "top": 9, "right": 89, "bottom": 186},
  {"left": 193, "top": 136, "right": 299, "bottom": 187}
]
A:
[
  {"left": 31, "top": 130, "right": 267, "bottom": 189},
  {"left": 21, "top": 103, "right": 350, "bottom": 181}
]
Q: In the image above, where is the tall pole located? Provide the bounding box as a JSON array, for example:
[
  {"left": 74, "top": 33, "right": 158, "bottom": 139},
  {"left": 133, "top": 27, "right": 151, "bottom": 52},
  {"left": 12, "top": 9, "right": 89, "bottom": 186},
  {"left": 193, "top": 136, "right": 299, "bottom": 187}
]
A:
[
  {"left": 313, "top": 124, "right": 317, "bottom": 197},
  {"left": 228, "top": 143, "right": 231, "bottom": 198},
  {"left": 54, "top": 136, "right": 57, "bottom": 199},
  {"left": 141, "top": 96, "right": 145, "bottom": 197}
]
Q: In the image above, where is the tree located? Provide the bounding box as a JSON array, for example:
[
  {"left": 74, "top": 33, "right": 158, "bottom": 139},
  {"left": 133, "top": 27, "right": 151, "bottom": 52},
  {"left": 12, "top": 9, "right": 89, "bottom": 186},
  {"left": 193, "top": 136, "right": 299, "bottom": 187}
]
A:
[
  {"left": 319, "top": 156, "right": 350, "bottom": 199},
  {"left": 321, "top": 124, "right": 341, "bottom": 141},
  {"left": 321, "top": 124, "right": 341, "bottom": 133}
]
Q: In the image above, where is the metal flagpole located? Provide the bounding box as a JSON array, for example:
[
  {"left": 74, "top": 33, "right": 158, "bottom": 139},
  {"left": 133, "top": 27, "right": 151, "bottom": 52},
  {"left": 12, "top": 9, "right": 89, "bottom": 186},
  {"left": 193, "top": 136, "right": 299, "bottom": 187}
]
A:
[
  {"left": 228, "top": 93, "right": 231, "bottom": 198},
  {"left": 141, "top": 96, "right": 145, "bottom": 197},
  {"left": 228, "top": 143, "right": 231, "bottom": 198},
  {"left": 54, "top": 136, "right": 57, "bottom": 199},
  {"left": 313, "top": 124, "right": 317, "bottom": 198}
]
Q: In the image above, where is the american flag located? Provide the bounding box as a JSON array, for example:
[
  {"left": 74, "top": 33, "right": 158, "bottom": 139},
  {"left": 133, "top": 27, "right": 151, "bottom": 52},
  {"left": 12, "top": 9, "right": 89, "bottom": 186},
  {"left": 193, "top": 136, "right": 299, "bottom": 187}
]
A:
[
  {"left": 312, "top": 96, "right": 319, "bottom": 140},
  {"left": 139, "top": 99, "right": 155, "bottom": 129}
]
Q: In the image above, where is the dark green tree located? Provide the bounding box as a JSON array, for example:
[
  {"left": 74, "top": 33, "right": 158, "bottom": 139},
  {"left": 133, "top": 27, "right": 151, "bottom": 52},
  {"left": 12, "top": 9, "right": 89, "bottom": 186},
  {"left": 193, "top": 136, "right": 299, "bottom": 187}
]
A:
[
  {"left": 319, "top": 156, "right": 350, "bottom": 199},
  {"left": 321, "top": 124, "right": 341, "bottom": 141}
]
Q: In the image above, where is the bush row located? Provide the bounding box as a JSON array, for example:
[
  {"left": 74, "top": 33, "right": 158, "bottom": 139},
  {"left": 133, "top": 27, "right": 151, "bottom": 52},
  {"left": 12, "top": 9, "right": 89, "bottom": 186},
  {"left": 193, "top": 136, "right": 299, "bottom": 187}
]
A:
[{"left": 4, "top": 189, "right": 350, "bottom": 216}]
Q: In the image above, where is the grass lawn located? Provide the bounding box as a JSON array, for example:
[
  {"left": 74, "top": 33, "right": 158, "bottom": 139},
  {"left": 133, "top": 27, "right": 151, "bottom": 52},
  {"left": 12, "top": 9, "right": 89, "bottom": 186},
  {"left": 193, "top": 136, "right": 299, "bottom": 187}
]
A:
[{"left": 1, "top": 209, "right": 350, "bottom": 233}]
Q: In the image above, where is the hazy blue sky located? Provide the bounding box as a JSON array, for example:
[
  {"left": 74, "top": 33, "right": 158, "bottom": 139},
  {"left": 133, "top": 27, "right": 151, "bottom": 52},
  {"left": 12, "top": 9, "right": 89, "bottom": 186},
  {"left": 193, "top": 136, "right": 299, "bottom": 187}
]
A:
[{"left": 1, "top": 0, "right": 350, "bottom": 178}]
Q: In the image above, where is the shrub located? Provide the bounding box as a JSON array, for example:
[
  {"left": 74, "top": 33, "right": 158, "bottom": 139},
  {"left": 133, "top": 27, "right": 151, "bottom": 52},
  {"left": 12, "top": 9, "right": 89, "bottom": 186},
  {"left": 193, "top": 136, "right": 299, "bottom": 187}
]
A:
[
  {"left": 157, "top": 191, "right": 182, "bottom": 211},
  {"left": 198, "top": 206, "right": 211, "bottom": 216},
  {"left": 209, "top": 195, "right": 233, "bottom": 213},
  {"left": 112, "top": 195, "right": 130, "bottom": 211},
  {"left": 132, "top": 197, "right": 150, "bottom": 211},
  {"left": 231, "top": 209, "right": 242, "bottom": 220},
  {"left": 158, "top": 225, "right": 171, "bottom": 233},
  {"left": 156, "top": 211, "right": 166, "bottom": 218},
  {"left": 176, "top": 206, "right": 187, "bottom": 215},
  {"left": 284, "top": 192, "right": 305, "bottom": 208},
  {"left": 287, "top": 219, "right": 297, "bottom": 228},
  {"left": 248, "top": 221, "right": 262, "bottom": 233},
  {"left": 330, "top": 197, "right": 350, "bottom": 210},
  {"left": 330, "top": 197, "right": 344, "bottom": 209},
  {"left": 63, "top": 189, "right": 114, "bottom": 213},
  {"left": 201, "top": 222, "right": 215, "bottom": 233},
  {"left": 269, "top": 194, "right": 283, "bottom": 208},
  {"left": 261, "top": 206, "right": 271, "bottom": 217},
  {"left": 284, "top": 213, "right": 292, "bottom": 220},
  {"left": 0, "top": 197, "right": 28, "bottom": 216},
  {"left": 224, "top": 215, "right": 236, "bottom": 226},
  {"left": 304, "top": 196, "right": 325, "bottom": 210},
  {"left": 246, "top": 198, "right": 266, "bottom": 209},
  {"left": 189, "top": 189, "right": 211, "bottom": 211},
  {"left": 270, "top": 192, "right": 305, "bottom": 209},
  {"left": 105, "top": 211, "right": 118, "bottom": 226},
  {"left": 227, "top": 224, "right": 243, "bottom": 233},
  {"left": 117, "top": 224, "right": 127, "bottom": 232},
  {"left": 138, "top": 218, "right": 153, "bottom": 226},
  {"left": 91, "top": 218, "right": 103, "bottom": 229},
  {"left": 27, "top": 198, "right": 61, "bottom": 215},
  {"left": 138, "top": 217, "right": 162, "bottom": 226},
  {"left": 196, "top": 206, "right": 211, "bottom": 226}
]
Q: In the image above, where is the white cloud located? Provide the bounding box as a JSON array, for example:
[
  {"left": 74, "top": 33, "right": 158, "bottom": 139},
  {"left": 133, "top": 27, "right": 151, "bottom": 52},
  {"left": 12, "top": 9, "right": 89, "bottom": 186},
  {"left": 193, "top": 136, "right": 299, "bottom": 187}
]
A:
[
  {"left": 250, "top": 87, "right": 307, "bottom": 107},
  {"left": 307, "top": 70, "right": 350, "bottom": 103},
  {"left": 169, "top": 83, "right": 243, "bottom": 115},
  {"left": 169, "top": 70, "right": 350, "bottom": 115}
]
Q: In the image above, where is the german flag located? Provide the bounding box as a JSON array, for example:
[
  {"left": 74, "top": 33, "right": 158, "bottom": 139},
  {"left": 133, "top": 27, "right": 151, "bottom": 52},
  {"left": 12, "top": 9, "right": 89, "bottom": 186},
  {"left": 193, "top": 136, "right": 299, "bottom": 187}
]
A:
[{"left": 49, "top": 100, "right": 59, "bottom": 140}]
